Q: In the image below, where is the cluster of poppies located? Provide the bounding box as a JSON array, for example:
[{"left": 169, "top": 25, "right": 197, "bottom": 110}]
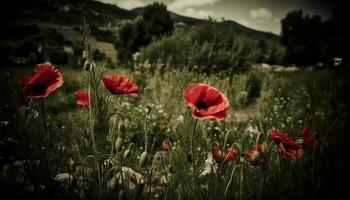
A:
[
  {"left": 19, "top": 63, "right": 139, "bottom": 105},
  {"left": 19, "top": 63, "right": 320, "bottom": 169},
  {"left": 74, "top": 75, "right": 139, "bottom": 107}
]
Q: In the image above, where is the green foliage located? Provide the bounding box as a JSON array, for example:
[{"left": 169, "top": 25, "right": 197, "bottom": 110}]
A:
[
  {"left": 245, "top": 72, "right": 262, "bottom": 105},
  {"left": 142, "top": 2, "right": 174, "bottom": 39},
  {"left": 115, "top": 3, "right": 174, "bottom": 64},
  {"left": 141, "top": 23, "right": 285, "bottom": 73},
  {"left": 281, "top": 10, "right": 340, "bottom": 66}
]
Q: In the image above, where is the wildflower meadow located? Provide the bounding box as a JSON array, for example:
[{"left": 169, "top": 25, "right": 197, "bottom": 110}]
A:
[{"left": 1, "top": 1, "right": 349, "bottom": 200}]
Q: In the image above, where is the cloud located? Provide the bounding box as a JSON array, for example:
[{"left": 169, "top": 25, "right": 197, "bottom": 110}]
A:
[
  {"left": 168, "top": 0, "right": 220, "bottom": 10},
  {"left": 118, "top": 0, "right": 145, "bottom": 9},
  {"left": 182, "top": 8, "right": 214, "bottom": 19},
  {"left": 100, "top": 0, "right": 145, "bottom": 10},
  {"left": 250, "top": 8, "right": 272, "bottom": 20}
]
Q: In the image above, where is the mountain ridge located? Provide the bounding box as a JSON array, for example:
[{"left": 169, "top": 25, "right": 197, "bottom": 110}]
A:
[{"left": 4, "top": 0, "right": 279, "bottom": 42}]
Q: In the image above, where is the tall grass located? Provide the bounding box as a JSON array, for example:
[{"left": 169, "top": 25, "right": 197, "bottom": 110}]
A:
[{"left": 0, "top": 57, "right": 349, "bottom": 200}]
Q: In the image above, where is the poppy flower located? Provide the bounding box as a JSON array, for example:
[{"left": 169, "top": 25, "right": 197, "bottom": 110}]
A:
[
  {"left": 162, "top": 139, "right": 169, "bottom": 151},
  {"left": 74, "top": 90, "right": 89, "bottom": 107},
  {"left": 212, "top": 143, "right": 238, "bottom": 164},
  {"left": 183, "top": 83, "right": 229, "bottom": 121},
  {"left": 270, "top": 130, "right": 302, "bottom": 160},
  {"left": 19, "top": 63, "right": 63, "bottom": 98},
  {"left": 245, "top": 144, "right": 267, "bottom": 166},
  {"left": 300, "top": 126, "right": 321, "bottom": 148},
  {"left": 102, "top": 75, "right": 138, "bottom": 97}
]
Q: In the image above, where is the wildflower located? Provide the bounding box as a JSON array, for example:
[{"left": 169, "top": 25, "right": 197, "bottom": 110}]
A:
[
  {"left": 270, "top": 130, "right": 302, "bottom": 160},
  {"left": 212, "top": 143, "right": 238, "bottom": 164},
  {"left": 245, "top": 144, "right": 267, "bottom": 166},
  {"left": 299, "top": 126, "right": 321, "bottom": 148},
  {"left": 102, "top": 75, "right": 138, "bottom": 97},
  {"left": 74, "top": 90, "right": 89, "bottom": 107},
  {"left": 19, "top": 63, "right": 63, "bottom": 98},
  {"left": 183, "top": 83, "right": 229, "bottom": 121}
]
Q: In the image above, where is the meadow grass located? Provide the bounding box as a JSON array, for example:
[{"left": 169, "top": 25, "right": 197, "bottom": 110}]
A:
[{"left": 0, "top": 64, "right": 349, "bottom": 200}]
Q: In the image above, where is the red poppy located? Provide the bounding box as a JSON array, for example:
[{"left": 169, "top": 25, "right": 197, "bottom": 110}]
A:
[
  {"left": 300, "top": 126, "right": 321, "bottom": 148},
  {"left": 245, "top": 144, "right": 267, "bottom": 166},
  {"left": 183, "top": 83, "right": 229, "bottom": 121},
  {"left": 212, "top": 143, "right": 238, "bottom": 164},
  {"left": 162, "top": 139, "right": 169, "bottom": 151},
  {"left": 102, "top": 75, "right": 138, "bottom": 97},
  {"left": 74, "top": 90, "right": 89, "bottom": 107},
  {"left": 19, "top": 63, "right": 64, "bottom": 98},
  {"left": 270, "top": 130, "right": 302, "bottom": 160}
]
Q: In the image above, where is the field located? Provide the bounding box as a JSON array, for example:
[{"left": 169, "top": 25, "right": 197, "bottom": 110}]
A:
[
  {"left": 1, "top": 1, "right": 348, "bottom": 199},
  {"left": 1, "top": 61, "right": 349, "bottom": 199}
]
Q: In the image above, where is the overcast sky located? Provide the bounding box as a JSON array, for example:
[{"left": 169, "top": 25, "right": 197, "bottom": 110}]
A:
[{"left": 97, "top": 0, "right": 334, "bottom": 34}]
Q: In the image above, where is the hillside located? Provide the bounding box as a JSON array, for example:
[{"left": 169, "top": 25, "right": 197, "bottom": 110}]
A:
[
  {"left": 1, "top": 0, "right": 280, "bottom": 66},
  {"left": 4, "top": 0, "right": 279, "bottom": 40},
  {"left": 132, "top": 7, "right": 279, "bottom": 41}
]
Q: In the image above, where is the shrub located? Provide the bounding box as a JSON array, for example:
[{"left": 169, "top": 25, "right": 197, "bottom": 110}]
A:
[
  {"left": 49, "top": 51, "right": 69, "bottom": 65},
  {"left": 245, "top": 72, "right": 262, "bottom": 105}
]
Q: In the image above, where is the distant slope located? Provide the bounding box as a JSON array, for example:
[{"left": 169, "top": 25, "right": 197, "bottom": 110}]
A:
[
  {"left": 132, "top": 7, "right": 279, "bottom": 41},
  {"left": 5, "top": 0, "right": 136, "bottom": 26},
  {"left": 5, "top": 0, "right": 279, "bottom": 41}
]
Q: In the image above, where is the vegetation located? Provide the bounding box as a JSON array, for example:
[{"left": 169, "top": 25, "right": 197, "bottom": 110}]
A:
[
  {"left": 0, "top": 1, "right": 348, "bottom": 199},
  {"left": 115, "top": 3, "right": 174, "bottom": 63},
  {"left": 281, "top": 10, "right": 344, "bottom": 66}
]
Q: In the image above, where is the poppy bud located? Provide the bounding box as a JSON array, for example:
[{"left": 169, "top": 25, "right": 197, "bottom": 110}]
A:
[
  {"left": 115, "top": 138, "right": 123, "bottom": 153},
  {"left": 69, "top": 158, "right": 75, "bottom": 169},
  {"left": 251, "top": 151, "right": 260, "bottom": 163},
  {"left": 296, "top": 137, "right": 304, "bottom": 145},
  {"left": 139, "top": 151, "right": 148, "bottom": 168},
  {"left": 145, "top": 106, "right": 151, "bottom": 115},
  {"left": 84, "top": 60, "right": 91, "bottom": 71},
  {"left": 82, "top": 50, "right": 88, "bottom": 59},
  {"left": 124, "top": 148, "right": 131, "bottom": 159}
]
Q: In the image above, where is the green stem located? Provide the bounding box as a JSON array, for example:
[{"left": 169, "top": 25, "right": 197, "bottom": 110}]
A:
[
  {"left": 40, "top": 99, "right": 48, "bottom": 149},
  {"left": 40, "top": 99, "right": 51, "bottom": 182},
  {"left": 191, "top": 119, "right": 198, "bottom": 173},
  {"left": 88, "top": 76, "right": 97, "bottom": 153},
  {"left": 239, "top": 165, "right": 244, "bottom": 200},
  {"left": 24, "top": 99, "right": 32, "bottom": 130},
  {"left": 145, "top": 113, "right": 149, "bottom": 152}
]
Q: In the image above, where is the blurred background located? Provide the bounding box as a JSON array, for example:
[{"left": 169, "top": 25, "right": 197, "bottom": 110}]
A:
[{"left": 0, "top": 0, "right": 347, "bottom": 69}]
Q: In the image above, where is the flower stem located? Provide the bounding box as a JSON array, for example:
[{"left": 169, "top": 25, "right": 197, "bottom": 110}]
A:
[
  {"left": 144, "top": 112, "right": 150, "bottom": 152},
  {"left": 40, "top": 99, "right": 48, "bottom": 149},
  {"left": 88, "top": 76, "right": 97, "bottom": 153},
  {"left": 191, "top": 119, "right": 198, "bottom": 173},
  {"left": 40, "top": 99, "right": 51, "bottom": 182}
]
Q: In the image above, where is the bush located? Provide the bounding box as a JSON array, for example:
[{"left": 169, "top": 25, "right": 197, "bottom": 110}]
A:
[
  {"left": 245, "top": 72, "right": 262, "bottom": 105},
  {"left": 140, "top": 23, "right": 284, "bottom": 74},
  {"left": 49, "top": 51, "right": 69, "bottom": 65},
  {"left": 115, "top": 2, "right": 173, "bottom": 63}
]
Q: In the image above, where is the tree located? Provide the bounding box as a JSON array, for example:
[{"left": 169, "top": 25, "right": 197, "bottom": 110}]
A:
[
  {"left": 115, "top": 2, "right": 174, "bottom": 64},
  {"left": 143, "top": 2, "right": 174, "bottom": 40},
  {"left": 280, "top": 10, "right": 344, "bottom": 66}
]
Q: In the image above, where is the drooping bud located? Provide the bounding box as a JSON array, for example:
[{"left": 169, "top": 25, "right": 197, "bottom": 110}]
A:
[
  {"left": 84, "top": 60, "right": 91, "bottom": 71},
  {"left": 124, "top": 143, "right": 134, "bottom": 159},
  {"left": 251, "top": 151, "right": 260, "bottom": 163},
  {"left": 139, "top": 151, "right": 148, "bottom": 168},
  {"left": 115, "top": 138, "right": 123, "bottom": 153},
  {"left": 145, "top": 106, "right": 151, "bottom": 115},
  {"left": 296, "top": 136, "right": 304, "bottom": 146},
  {"left": 124, "top": 149, "right": 131, "bottom": 158},
  {"left": 69, "top": 158, "right": 75, "bottom": 170}
]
